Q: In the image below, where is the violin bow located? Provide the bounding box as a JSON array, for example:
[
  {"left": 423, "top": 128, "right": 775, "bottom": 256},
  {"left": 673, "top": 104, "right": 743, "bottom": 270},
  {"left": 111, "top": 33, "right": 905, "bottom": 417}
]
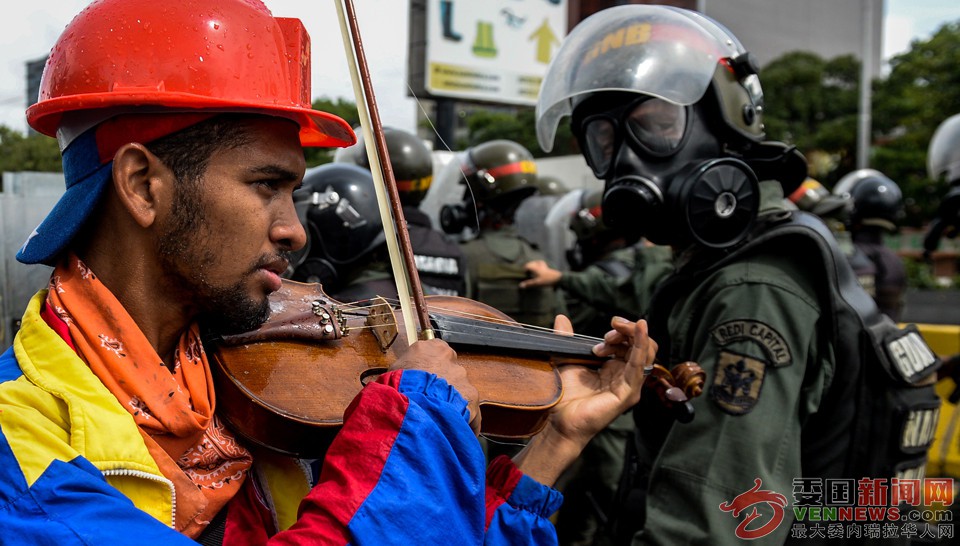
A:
[{"left": 334, "top": 0, "right": 434, "bottom": 343}]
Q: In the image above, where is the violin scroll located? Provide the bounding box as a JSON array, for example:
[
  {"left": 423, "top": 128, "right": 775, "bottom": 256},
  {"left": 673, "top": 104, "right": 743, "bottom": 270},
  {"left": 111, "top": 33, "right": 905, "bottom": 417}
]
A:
[
  {"left": 671, "top": 361, "right": 706, "bottom": 399},
  {"left": 643, "top": 361, "right": 705, "bottom": 424}
]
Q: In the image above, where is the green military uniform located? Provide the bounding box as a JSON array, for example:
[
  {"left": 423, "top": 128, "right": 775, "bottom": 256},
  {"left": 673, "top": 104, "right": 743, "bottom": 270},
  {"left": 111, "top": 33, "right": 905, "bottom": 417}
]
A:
[
  {"left": 556, "top": 411, "right": 635, "bottom": 546},
  {"left": 461, "top": 225, "right": 558, "bottom": 328},
  {"left": 559, "top": 244, "right": 673, "bottom": 337},
  {"left": 627, "top": 181, "right": 832, "bottom": 545},
  {"left": 554, "top": 244, "right": 672, "bottom": 546},
  {"left": 461, "top": 225, "right": 557, "bottom": 463}
]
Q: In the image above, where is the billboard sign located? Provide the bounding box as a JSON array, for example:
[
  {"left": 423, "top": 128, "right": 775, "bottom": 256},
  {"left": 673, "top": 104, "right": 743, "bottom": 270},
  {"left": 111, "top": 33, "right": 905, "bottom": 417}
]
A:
[{"left": 425, "top": 0, "right": 568, "bottom": 105}]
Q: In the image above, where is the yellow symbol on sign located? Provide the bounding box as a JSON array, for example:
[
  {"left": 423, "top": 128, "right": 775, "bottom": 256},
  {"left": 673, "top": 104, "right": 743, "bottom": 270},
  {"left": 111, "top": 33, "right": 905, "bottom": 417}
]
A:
[
  {"left": 473, "top": 20, "right": 497, "bottom": 57},
  {"left": 528, "top": 18, "right": 560, "bottom": 64}
]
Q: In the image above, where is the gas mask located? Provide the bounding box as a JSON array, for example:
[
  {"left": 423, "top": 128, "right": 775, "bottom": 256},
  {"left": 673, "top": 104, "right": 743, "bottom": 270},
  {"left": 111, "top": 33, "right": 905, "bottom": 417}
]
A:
[
  {"left": 440, "top": 198, "right": 477, "bottom": 235},
  {"left": 574, "top": 94, "right": 759, "bottom": 249}
]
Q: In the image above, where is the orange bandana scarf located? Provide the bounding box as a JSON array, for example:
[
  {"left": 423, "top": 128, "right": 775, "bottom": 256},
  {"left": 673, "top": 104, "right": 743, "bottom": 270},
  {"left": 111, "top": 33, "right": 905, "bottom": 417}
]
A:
[{"left": 47, "top": 253, "right": 252, "bottom": 537}]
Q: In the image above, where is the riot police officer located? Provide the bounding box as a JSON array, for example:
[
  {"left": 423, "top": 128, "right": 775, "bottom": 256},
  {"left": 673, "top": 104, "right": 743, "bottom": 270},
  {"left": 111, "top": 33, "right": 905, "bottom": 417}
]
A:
[
  {"left": 535, "top": 6, "right": 940, "bottom": 544},
  {"left": 788, "top": 178, "right": 878, "bottom": 297},
  {"left": 523, "top": 188, "right": 672, "bottom": 546},
  {"left": 523, "top": 188, "right": 673, "bottom": 338},
  {"left": 925, "top": 113, "right": 960, "bottom": 259},
  {"left": 441, "top": 139, "right": 558, "bottom": 328},
  {"left": 289, "top": 163, "right": 397, "bottom": 302},
  {"left": 336, "top": 126, "right": 466, "bottom": 297},
  {"left": 515, "top": 174, "right": 572, "bottom": 260},
  {"left": 833, "top": 169, "right": 908, "bottom": 321}
]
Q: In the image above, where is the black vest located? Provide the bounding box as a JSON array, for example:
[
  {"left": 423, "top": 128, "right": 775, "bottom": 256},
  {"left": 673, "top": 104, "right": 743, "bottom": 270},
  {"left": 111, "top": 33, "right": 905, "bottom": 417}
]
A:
[{"left": 404, "top": 207, "right": 467, "bottom": 297}]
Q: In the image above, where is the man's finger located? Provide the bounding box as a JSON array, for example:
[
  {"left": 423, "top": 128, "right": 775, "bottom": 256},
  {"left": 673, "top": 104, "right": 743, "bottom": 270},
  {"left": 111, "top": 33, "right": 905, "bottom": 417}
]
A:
[
  {"left": 553, "top": 314, "right": 574, "bottom": 336},
  {"left": 519, "top": 278, "right": 540, "bottom": 289}
]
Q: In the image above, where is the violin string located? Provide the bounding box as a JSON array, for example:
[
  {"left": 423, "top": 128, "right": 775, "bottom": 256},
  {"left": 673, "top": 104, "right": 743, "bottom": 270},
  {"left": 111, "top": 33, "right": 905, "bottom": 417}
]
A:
[
  {"left": 479, "top": 435, "right": 530, "bottom": 448},
  {"left": 329, "top": 307, "right": 605, "bottom": 349},
  {"left": 312, "top": 296, "right": 610, "bottom": 348},
  {"left": 367, "top": 296, "right": 604, "bottom": 342},
  {"left": 334, "top": 296, "right": 604, "bottom": 345},
  {"left": 337, "top": 320, "right": 602, "bottom": 347},
  {"left": 407, "top": 82, "right": 481, "bottom": 234}
]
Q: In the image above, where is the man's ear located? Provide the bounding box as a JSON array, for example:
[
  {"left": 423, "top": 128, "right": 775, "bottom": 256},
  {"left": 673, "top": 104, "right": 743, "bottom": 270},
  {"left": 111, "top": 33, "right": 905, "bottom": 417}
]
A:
[{"left": 111, "top": 143, "right": 172, "bottom": 229}]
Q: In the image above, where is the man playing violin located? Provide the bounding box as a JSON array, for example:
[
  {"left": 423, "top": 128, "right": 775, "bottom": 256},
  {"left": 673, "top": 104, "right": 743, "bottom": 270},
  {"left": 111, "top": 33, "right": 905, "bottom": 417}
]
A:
[{"left": 0, "top": 0, "right": 656, "bottom": 544}]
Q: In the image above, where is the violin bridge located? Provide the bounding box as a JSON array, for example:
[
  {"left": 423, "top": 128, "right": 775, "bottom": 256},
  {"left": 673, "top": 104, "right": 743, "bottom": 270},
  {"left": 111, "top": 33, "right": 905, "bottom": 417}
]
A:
[{"left": 365, "top": 296, "right": 399, "bottom": 351}]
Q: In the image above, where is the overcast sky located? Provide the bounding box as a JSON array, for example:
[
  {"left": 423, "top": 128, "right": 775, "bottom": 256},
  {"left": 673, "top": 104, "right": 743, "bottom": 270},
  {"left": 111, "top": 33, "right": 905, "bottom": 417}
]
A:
[{"left": 1, "top": 0, "right": 957, "bottom": 136}]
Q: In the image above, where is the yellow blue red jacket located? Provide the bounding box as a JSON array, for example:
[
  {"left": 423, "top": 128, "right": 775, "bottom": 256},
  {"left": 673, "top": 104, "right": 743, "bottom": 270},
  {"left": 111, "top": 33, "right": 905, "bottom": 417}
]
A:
[{"left": 0, "top": 291, "right": 563, "bottom": 544}]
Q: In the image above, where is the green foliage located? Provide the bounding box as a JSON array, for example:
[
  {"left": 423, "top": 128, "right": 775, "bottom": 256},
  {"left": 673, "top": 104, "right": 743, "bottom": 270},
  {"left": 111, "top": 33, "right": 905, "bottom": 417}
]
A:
[
  {"left": 758, "top": 21, "right": 960, "bottom": 228},
  {"left": 0, "top": 126, "right": 62, "bottom": 174},
  {"left": 306, "top": 97, "right": 361, "bottom": 167},
  {"left": 873, "top": 21, "right": 960, "bottom": 226},
  {"left": 903, "top": 256, "right": 960, "bottom": 289},
  {"left": 459, "top": 106, "right": 578, "bottom": 157},
  {"left": 760, "top": 51, "right": 861, "bottom": 185}
]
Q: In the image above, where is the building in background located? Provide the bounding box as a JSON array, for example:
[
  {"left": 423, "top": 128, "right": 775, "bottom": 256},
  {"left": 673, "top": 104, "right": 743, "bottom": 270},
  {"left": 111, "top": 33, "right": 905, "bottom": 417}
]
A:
[
  {"left": 580, "top": 0, "right": 884, "bottom": 75},
  {"left": 25, "top": 57, "right": 46, "bottom": 136},
  {"left": 700, "top": 0, "right": 883, "bottom": 76}
]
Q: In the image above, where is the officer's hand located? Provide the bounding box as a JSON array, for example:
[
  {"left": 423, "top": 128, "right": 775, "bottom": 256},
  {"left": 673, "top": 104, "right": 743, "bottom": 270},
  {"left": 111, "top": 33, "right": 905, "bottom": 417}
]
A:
[
  {"left": 390, "top": 339, "right": 481, "bottom": 435},
  {"left": 520, "top": 260, "right": 562, "bottom": 288},
  {"left": 512, "top": 315, "right": 655, "bottom": 486}
]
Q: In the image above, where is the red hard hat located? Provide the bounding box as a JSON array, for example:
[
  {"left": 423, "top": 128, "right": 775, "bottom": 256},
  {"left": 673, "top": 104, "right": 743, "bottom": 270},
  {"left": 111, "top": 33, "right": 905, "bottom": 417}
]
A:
[{"left": 26, "top": 0, "right": 354, "bottom": 148}]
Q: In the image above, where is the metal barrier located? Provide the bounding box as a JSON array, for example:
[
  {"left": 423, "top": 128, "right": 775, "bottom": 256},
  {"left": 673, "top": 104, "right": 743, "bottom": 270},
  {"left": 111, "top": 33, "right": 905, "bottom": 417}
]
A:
[
  {"left": 914, "top": 323, "right": 960, "bottom": 480},
  {"left": 0, "top": 172, "right": 63, "bottom": 347}
]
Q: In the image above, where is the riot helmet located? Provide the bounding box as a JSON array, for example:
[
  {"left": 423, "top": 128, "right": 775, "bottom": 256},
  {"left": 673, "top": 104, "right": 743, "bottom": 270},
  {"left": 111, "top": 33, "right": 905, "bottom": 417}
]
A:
[
  {"left": 440, "top": 140, "right": 538, "bottom": 233},
  {"left": 335, "top": 126, "right": 434, "bottom": 207},
  {"left": 569, "top": 188, "right": 608, "bottom": 243},
  {"left": 291, "top": 163, "right": 386, "bottom": 286},
  {"left": 535, "top": 5, "right": 804, "bottom": 249},
  {"left": 834, "top": 169, "right": 904, "bottom": 232},
  {"left": 928, "top": 114, "right": 960, "bottom": 184},
  {"left": 923, "top": 115, "right": 960, "bottom": 256},
  {"left": 534, "top": 175, "right": 570, "bottom": 197},
  {"left": 566, "top": 188, "right": 628, "bottom": 270},
  {"left": 788, "top": 178, "right": 852, "bottom": 224}
]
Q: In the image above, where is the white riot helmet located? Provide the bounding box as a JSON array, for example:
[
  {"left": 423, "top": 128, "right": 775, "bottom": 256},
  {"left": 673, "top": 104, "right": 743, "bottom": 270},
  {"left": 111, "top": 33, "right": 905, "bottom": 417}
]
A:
[{"left": 928, "top": 114, "right": 960, "bottom": 184}]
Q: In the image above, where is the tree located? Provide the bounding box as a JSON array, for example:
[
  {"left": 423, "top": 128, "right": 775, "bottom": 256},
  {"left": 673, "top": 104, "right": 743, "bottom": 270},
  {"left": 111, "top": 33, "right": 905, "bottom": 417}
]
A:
[
  {"left": 873, "top": 21, "right": 960, "bottom": 226},
  {"left": 759, "top": 51, "right": 860, "bottom": 186},
  {"left": 305, "top": 97, "right": 360, "bottom": 167},
  {"left": 460, "top": 106, "right": 578, "bottom": 157},
  {"left": 0, "top": 97, "right": 362, "bottom": 175},
  {"left": 0, "top": 126, "right": 62, "bottom": 175},
  {"left": 460, "top": 107, "right": 535, "bottom": 151}
]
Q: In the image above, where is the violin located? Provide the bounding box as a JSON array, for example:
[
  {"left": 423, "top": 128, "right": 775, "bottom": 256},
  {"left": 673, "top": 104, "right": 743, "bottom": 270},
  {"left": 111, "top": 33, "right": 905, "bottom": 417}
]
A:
[
  {"left": 206, "top": 0, "right": 705, "bottom": 458},
  {"left": 209, "top": 279, "right": 705, "bottom": 457}
]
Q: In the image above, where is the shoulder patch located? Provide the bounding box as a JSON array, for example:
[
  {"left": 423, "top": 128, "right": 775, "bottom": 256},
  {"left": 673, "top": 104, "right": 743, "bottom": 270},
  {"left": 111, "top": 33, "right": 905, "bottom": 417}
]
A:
[
  {"left": 710, "top": 320, "right": 792, "bottom": 367},
  {"left": 709, "top": 350, "right": 767, "bottom": 415}
]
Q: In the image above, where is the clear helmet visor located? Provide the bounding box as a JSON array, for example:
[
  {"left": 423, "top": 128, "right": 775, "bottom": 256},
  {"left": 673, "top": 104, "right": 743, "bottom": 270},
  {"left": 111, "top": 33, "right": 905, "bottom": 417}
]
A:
[{"left": 536, "top": 5, "right": 747, "bottom": 152}]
